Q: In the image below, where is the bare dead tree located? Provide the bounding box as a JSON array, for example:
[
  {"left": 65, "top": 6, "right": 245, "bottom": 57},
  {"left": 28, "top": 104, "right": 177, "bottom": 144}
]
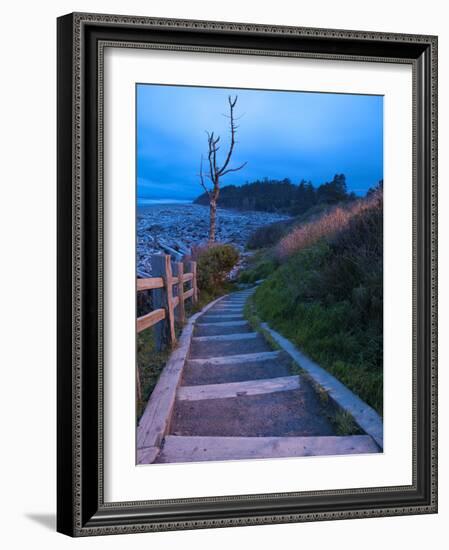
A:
[{"left": 198, "top": 95, "right": 247, "bottom": 243}]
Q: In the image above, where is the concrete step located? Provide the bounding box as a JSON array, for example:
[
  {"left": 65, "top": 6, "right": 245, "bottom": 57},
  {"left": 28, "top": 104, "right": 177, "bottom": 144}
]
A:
[
  {"left": 221, "top": 298, "right": 250, "bottom": 302},
  {"left": 213, "top": 302, "right": 245, "bottom": 306},
  {"left": 208, "top": 310, "right": 245, "bottom": 316},
  {"left": 182, "top": 354, "right": 291, "bottom": 386},
  {"left": 198, "top": 313, "right": 245, "bottom": 322},
  {"left": 192, "top": 332, "right": 258, "bottom": 343},
  {"left": 177, "top": 375, "right": 301, "bottom": 401},
  {"left": 170, "top": 386, "right": 336, "bottom": 437},
  {"left": 209, "top": 306, "right": 245, "bottom": 312},
  {"left": 186, "top": 350, "right": 283, "bottom": 366},
  {"left": 194, "top": 322, "right": 252, "bottom": 337},
  {"left": 156, "top": 435, "right": 380, "bottom": 463},
  {"left": 197, "top": 320, "right": 249, "bottom": 327},
  {"left": 189, "top": 332, "right": 270, "bottom": 359},
  {"left": 187, "top": 351, "right": 283, "bottom": 367}
]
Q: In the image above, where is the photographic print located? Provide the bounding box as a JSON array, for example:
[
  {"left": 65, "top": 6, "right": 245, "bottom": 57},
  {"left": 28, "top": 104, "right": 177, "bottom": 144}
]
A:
[{"left": 136, "top": 83, "right": 384, "bottom": 465}]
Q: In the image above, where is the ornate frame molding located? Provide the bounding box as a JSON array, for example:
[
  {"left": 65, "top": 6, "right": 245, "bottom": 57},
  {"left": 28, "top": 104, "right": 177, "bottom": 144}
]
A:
[{"left": 57, "top": 12, "right": 438, "bottom": 537}]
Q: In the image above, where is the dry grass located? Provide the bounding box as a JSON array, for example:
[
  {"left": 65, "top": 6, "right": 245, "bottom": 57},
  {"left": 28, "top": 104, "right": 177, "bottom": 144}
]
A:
[{"left": 276, "top": 191, "right": 382, "bottom": 261}]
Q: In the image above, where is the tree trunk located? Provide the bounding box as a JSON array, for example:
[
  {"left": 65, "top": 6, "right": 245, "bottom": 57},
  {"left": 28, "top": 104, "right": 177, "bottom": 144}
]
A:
[
  {"left": 209, "top": 199, "right": 217, "bottom": 243},
  {"left": 199, "top": 96, "right": 246, "bottom": 242}
]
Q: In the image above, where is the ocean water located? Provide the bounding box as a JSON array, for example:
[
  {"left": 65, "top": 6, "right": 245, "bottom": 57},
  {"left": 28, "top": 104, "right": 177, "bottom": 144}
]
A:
[{"left": 137, "top": 198, "right": 193, "bottom": 209}]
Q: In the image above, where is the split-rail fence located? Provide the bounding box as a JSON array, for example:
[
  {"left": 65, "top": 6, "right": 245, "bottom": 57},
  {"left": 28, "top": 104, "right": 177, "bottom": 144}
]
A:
[{"left": 136, "top": 254, "right": 198, "bottom": 400}]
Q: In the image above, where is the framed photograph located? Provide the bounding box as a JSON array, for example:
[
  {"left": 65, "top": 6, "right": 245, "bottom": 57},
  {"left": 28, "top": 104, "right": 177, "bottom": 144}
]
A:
[{"left": 57, "top": 12, "right": 438, "bottom": 536}]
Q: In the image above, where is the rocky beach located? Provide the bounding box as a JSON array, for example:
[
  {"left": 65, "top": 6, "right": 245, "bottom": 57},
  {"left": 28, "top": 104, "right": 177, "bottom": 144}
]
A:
[{"left": 137, "top": 202, "right": 289, "bottom": 276}]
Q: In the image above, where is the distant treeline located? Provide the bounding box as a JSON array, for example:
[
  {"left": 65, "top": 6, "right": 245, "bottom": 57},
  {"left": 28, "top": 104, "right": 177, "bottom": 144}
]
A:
[{"left": 194, "top": 175, "right": 376, "bottom": 215}]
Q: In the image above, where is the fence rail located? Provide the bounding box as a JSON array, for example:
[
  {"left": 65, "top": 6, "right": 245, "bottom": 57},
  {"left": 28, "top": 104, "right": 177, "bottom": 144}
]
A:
[
  {"left": 136, "top": 308, "right": 166, "bottom": 334},
  {"left": 137, "top": 277, "right": 164, "bottom": 291}
]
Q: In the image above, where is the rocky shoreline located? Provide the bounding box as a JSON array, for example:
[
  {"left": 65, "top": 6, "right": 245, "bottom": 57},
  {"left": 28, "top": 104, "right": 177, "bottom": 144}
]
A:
[{"left": 137, "top": 203, "right": 289, "bottom": 276}]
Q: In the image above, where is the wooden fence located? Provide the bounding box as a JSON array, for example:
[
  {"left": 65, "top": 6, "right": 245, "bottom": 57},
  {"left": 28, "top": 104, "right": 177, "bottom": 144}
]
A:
[
  {"left": 136, "top": 254, "right": 198, "bottom": 403},
  {"left": 137, "top": 254, "right": 198, "bottom": 347}
]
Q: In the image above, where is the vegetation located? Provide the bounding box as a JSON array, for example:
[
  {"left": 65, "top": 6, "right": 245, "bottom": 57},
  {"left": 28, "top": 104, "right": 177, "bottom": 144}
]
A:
[
  {"left": 190, "top": 243, "right": 239, "bottom": 297},
  {"left": 238, "top": 253, "right": 278, "bottom": 284},
  {"left": 276, "top": 191, "right": 382, "bottom": 260},
  {"left": 246, "top": 202, "right": 336, "bottom": 250},
  {"left": 242, "top": 188, "right": 383, "bottom": 414},
  {"left": 333, "top": 410, "right": 361, "bottom": 436},
  {"left": 136, "top": 328, "right": 172, "bottom": 419},
  {"left": 194, "top": 173, "right": 358, "bottom": 215},
  {"left": 247, "top": 219, "right": 295, "bottom": 250}
]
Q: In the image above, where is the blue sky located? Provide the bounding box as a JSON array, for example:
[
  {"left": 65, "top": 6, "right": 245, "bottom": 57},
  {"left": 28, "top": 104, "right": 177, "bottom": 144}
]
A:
[{"left": 136, "top": 84, "right": 383, "bottom": 201}]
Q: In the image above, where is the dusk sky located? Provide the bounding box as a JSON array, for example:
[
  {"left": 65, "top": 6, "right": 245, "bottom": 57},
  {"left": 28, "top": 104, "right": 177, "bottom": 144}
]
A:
[{"left": 136, "top": 84, "right": 383, "bottom": 202}]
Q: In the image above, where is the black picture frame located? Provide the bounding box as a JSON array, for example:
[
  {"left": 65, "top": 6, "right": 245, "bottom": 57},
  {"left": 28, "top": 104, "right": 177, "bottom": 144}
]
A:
[{"left": 57, "top": 12, "right": 438, "bottom": 537}]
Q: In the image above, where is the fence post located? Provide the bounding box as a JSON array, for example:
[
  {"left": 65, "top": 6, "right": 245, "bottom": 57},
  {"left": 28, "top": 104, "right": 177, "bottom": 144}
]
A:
[
  {"left": 152, "top": 254, "right": 176, "bottom": 350},
  {"left": 189, "top": 261, "right": 198, "bottom": 304},
  {"left": 173, "top": 261, "right": 186, "bottom": 324}
]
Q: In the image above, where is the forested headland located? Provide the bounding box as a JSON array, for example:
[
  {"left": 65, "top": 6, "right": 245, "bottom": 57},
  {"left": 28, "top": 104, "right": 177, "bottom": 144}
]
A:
[{"left": 194, "top": 174, "right": 361, "bottom": 216}]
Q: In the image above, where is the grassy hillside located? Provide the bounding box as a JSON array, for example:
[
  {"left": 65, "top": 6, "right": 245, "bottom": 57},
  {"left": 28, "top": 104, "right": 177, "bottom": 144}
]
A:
[
  {"left": 242, "top": 190, "right": 383, "bottom": 413},
  {"left": 246, "top": 202, "right": 339, "bottom": 250}
]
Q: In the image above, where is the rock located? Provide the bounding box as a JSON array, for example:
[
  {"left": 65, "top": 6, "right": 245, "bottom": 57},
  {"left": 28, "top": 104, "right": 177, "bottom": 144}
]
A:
[{"left": 137, "top": 203, "right": 289, "bottom": 275}]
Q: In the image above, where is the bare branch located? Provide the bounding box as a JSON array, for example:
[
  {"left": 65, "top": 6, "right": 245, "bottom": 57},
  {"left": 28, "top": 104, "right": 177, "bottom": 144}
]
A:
[
  {"left": 229, "top": 95, "right": 238, "bottom": 109},
  {"left": 198, "top": 155, "right": 211, "bottom": 198},
  {"left": 220, "top": 161, "right": 248, "bottom": 177},
  {"left": 216, "top": 95, "right": 240, "bottom": 176},
  {"left": 206, "top": 132, "right": 215, "bottom": 183},
  {"left": 222, "top": 112, "right": 245, "bottom": 121}
]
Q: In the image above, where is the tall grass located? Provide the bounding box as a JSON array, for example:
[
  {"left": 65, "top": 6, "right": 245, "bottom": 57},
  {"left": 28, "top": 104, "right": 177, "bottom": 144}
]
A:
[{"left": 276, "top": 191, "right": 382, "bottom": 261}]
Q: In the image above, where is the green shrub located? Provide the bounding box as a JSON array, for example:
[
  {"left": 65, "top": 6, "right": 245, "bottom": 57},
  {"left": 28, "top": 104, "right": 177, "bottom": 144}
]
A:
[
  {"left": 196, "top": 243, "right": 239, "bottom": 295},
  {"left": 136, "top": 328, "right": 171, "bottom": 420},
  {"left": 238, "top": 257, "right": 277, "bottom": 284},
  {"left": 247, "top": 220, "right": 293, "bottom": 249}
]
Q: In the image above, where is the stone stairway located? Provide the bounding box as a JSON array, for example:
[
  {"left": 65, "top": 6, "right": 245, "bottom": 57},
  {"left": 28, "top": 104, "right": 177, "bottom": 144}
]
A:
[{"left": 155, "top": 289, "right": 379, "bottom": 463}]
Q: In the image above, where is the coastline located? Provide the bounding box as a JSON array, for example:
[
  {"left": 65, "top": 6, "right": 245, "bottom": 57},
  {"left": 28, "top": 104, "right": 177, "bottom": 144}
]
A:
[{"left": 137, "top": 203, "right": 289, "bottom": 276}]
